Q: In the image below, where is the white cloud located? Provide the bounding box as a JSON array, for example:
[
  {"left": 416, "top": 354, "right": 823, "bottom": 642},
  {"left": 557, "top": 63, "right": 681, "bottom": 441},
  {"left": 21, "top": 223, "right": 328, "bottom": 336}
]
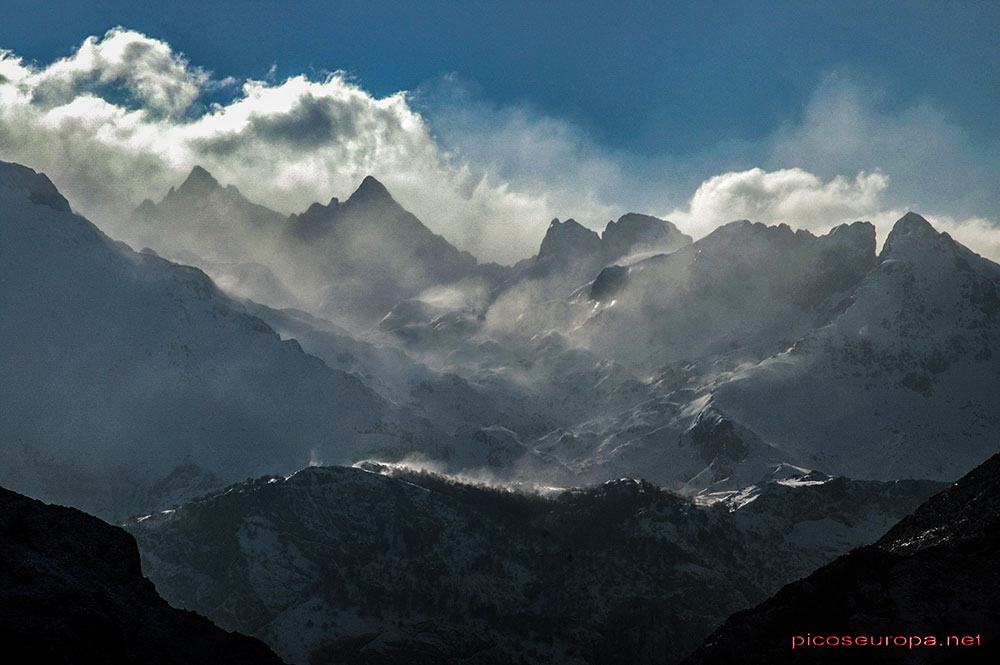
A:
[
  {"left": 20, "top": 27, "right": 208, "bottom": 117},
  {"left": 921, "top": 214, "right": 1000, "bottom": 263},
  {"left": 666, "top": 167, "right": 889, "bottom": 238}
]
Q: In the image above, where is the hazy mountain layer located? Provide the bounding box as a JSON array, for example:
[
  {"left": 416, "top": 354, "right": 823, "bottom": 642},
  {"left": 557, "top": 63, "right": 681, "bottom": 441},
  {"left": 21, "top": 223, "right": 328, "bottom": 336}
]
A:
[
  {"left": 0, "top": 161, "right": 436, "bottom": 519},
  {"left": 6, "top": 159, "right": 998, "bottom": 511},
  {"left": 133, "top": 167, "right": 507, "bottom": 328},
  {"left": 474, "top": 214, "right": 998, "bottom": 489}
]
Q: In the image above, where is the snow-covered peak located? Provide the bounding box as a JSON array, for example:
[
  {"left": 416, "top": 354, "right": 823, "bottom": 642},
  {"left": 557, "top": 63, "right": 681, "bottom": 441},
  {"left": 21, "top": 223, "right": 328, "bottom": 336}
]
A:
[
  {"left": 890, "top": 210, "right": 937, "bottom": 237},
  {"left": 0, "top": 160, "right": 71, "bottom": 212},
  {"left": 879, "top": 211, "right": 952, "bottom": 261}
]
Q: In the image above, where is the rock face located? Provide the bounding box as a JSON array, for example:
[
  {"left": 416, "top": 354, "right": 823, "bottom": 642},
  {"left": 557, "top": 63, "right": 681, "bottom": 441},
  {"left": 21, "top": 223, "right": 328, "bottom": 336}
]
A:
[
  {"left": 538, "top": 217, "right": 603, "bottom": 261},
  {"left": 680, "top": 453, "right": 1000, "bottom": 665},
  {"left": 509, "top": 214, "right": 692, "bottom": 302},
  {"left": 132, "top": 165, "right": 286, "bottom": 263},
  {"left": 0, "top": 485, "right": 286, "bottom": 665},
  {"left": 504, "top": 218, "right": 607, "bottom": 300},
  {"left": 126, "top": 464, "right": 939, "bottom": 665}
]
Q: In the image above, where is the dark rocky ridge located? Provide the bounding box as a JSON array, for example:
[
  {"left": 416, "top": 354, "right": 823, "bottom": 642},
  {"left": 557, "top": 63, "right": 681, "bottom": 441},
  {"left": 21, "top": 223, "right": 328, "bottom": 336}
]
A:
[
  {"left": 680, "top": 453, "right": 1000, "bottom": 664},
  {"left": 0, "top": 485, "right": 285, "bottom": 665},
  {"left": 127, "top": 465, "right": 940, "bottom": 665}
]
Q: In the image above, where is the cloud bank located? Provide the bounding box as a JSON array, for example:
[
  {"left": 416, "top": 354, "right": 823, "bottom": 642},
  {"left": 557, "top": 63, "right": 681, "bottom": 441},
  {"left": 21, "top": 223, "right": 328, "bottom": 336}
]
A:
[{"left": 1, "top": 28, "right": 998, "bottom": 264}]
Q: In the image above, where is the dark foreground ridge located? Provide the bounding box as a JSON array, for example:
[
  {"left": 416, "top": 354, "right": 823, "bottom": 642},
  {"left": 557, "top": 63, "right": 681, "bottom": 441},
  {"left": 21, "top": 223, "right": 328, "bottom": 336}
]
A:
[
  {"left": 680, "top": 453, "right": 1000, "bottom": 664},
  {"left": 0, "top": 485, "right": 286, "bottom": 665},
  {"left": 126, "top": 464, "right": 941, "bottom": 665}
]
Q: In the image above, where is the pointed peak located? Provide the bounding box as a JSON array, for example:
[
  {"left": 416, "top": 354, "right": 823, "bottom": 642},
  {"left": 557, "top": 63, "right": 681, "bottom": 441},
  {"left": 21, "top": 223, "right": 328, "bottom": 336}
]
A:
[
  {"left": 187, "top": 165, "right": 217, "bottom": 184},
  {"left": 879, "top": 212, "right": 965, "bottom": 263},
  {"left": 348, "top": 175, "right": 394, "bottom": 205},
  {"left": 178, "top": 165, "right": 221, "bottom": 194},
  {"left": 602, "top": 212, "right": 692, "bottom": 260},
  {"left": 882, "top": 212, "right": 940, "bottom": 253},
  {"left": 891, "top": 211, "right": 936, "bottom": 237},
  {"left": 134, "top": 198, "right": 157, "bottom": 217}
]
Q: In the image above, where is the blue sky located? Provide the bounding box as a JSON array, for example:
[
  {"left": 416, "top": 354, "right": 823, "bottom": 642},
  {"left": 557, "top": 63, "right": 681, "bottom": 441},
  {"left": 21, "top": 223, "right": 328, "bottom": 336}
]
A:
[
  {"left": 5, "top": 1, "right": 997, "bottom": 150},
  {"left": 0, "top": 0, "right": 998, "bottom": 261}
]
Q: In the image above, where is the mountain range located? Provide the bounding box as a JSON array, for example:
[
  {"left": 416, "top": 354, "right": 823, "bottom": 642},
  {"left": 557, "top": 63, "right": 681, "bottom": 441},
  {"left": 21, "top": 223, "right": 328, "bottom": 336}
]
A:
[
  {"left": 5, "top": 159, "right": 1000, "bottom": 509},
  {"left": 2, "top": 157, "right": 999, "bottom": 663},
  {"left": 126, "top": 463, "right": 940, "bottom": 665},
  {"left": 0, "top": 161, "right": 436, "bottom": 519}
]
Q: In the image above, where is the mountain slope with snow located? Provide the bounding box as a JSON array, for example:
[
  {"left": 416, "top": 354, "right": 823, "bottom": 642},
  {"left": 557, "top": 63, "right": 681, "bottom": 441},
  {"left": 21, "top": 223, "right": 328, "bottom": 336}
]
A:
[
  {"left": 0, "top": 161, "right": 435, "bottom": 519},
  {"left": 580, "top": 219, "right": 877, "bottom": 367},
  {"left": 711, "top": 213, "right": 1000, "bottom": 481}
]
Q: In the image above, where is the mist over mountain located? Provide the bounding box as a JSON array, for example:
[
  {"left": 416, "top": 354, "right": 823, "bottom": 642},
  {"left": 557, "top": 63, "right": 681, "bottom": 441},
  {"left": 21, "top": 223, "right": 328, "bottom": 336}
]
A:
[
  {"left": 131, "top": 167, "right": 508, "bottom": 329},
  {"left": 2, "top": 10, "right": 998, "bottom": 665},
  {"left": 0, "top": 161, "right": 441, "bottom": 519},
  {"left": 283, "top": 174, "right": 507, "bottom": 326},
  {"left": 710, "top": 213, "right": 1000, "bottom": 481},
  {"left": 365, "top": 201, "right": 999, "bottom": 491},
  {"left": 7, "top": 159, "right": 998, "bottom": 518}
]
